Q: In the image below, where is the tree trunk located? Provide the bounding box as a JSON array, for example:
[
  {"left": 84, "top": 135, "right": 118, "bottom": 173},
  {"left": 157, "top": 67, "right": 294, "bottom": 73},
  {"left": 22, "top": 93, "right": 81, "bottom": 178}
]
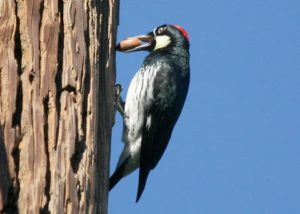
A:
[{"left": 0, "top": 0, "right": 119, "bottom": 213}]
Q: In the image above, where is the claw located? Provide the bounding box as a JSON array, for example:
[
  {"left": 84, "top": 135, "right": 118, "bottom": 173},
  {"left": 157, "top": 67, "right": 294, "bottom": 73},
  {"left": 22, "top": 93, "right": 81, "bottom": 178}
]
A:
[{"left": 114, "top": 84, "right": 123, "bottom": 97}]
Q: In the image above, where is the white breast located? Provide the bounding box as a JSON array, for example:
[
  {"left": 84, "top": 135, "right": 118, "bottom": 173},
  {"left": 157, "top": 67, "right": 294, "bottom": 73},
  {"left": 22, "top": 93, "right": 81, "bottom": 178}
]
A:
[
  {"left": 124, "top": 63, "right": 160, "bottom": 149},
  {"left": 117, "top": 63, "right": 161, "bottom": 174}
]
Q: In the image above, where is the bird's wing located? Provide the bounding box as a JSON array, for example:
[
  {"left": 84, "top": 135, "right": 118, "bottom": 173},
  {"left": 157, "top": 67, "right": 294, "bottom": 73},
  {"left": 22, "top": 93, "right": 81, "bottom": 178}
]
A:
[
  {"left": 136, "top": 62, "right": 183, "bottom": 202},
  {"left": 136, "top": 108, "right": 176, "bottom": 202}
]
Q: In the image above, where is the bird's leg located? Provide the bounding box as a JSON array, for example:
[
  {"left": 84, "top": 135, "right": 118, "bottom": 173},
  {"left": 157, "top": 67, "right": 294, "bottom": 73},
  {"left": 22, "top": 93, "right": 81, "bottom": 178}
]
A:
[{"left": 114, "top": 84, "right": 126, "bottom": 118}]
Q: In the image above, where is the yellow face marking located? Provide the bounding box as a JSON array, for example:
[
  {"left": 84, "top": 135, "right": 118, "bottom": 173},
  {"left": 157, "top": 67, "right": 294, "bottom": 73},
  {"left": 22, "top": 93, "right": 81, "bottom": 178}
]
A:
[{"left": 154, "top": 35, "right": 171, "bottom": 50}]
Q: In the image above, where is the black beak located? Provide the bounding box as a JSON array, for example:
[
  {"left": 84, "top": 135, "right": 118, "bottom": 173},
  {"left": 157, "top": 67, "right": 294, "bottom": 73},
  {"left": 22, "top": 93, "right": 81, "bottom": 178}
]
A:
[{"left": 116, "top": 33, "right": 155, "bottom": 52}]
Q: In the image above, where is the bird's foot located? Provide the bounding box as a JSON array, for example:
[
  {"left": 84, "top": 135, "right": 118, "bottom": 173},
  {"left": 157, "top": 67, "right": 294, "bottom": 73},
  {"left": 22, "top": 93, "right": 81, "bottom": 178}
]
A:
[{"left": 114, "top": 84, "right": 126, "bottom": 118}]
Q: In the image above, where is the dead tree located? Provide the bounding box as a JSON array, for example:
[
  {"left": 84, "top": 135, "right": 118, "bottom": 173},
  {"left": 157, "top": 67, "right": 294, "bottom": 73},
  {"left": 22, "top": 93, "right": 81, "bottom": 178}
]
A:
[{"left": 0, "top": 0, "right": 119, "bottom": 213}]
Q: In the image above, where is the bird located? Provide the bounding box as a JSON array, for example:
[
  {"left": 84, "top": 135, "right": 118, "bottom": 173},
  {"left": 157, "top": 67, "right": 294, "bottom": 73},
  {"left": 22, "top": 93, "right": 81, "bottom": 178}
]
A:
[{"left": 110, "top": 24, "right": 190, "bottom": 202}]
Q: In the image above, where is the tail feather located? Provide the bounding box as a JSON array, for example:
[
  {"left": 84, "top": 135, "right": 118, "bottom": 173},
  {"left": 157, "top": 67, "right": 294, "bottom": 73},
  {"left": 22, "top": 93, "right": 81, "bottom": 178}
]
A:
[
  {"left": 136, "top": 167, "right": 150, "bottom": 202},
  {"left": 109, "top": 157, "right": 129, "bottom": 190}
]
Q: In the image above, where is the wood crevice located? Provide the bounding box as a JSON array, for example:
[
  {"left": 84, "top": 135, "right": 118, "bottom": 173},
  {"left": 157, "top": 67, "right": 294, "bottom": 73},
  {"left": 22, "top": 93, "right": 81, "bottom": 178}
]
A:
[
  {"left": 81, "top": 0, "right": 91, "bottom": 144},
  {"left": 11, "top": 81, "right": 22, "bottom": 128},
  {"left": 61, "top": 84, "right": 77, "bottom": 94},
  {"left": 14, "top": 0, "right": 22, "bottom": 76},
  {"left": 70, "top": 137, "right": 86, "bottom": 173},
  {"left": 54, "top": 0, "right": 65, "bottom": 150},
  {"left": 41, "top": 95, "right": 51, "bottom": 213}
]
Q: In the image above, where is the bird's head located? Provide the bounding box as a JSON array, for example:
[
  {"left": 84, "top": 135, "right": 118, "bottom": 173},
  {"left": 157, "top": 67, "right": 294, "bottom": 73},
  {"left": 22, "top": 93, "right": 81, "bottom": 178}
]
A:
[{"left": 116, "top": 24, "right": 189, "bottom": 53}]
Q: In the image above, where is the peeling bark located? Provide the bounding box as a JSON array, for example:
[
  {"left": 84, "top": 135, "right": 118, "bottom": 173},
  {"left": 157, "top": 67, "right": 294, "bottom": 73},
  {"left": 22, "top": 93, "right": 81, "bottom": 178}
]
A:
[{"left": 0, "top": 0, "right": 119, "bottom": 213}]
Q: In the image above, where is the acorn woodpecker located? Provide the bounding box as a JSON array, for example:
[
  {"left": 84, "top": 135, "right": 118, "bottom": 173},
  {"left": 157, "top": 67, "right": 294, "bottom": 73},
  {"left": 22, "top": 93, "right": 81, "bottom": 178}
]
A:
[{"left": 110, "top": 24, "right": 190, "bottom": 202}]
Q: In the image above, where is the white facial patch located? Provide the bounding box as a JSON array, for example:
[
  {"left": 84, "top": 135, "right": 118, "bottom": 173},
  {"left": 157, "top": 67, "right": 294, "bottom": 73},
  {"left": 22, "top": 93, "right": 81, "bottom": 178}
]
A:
[{"left": 154, "top": 35, "right": 171, "bottom": 50}]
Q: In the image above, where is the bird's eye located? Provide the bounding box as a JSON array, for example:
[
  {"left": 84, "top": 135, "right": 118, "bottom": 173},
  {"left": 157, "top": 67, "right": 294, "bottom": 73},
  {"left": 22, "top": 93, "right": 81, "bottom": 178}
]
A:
[{"left": 157, "top": 27, "right": 165, "bottom": 35}]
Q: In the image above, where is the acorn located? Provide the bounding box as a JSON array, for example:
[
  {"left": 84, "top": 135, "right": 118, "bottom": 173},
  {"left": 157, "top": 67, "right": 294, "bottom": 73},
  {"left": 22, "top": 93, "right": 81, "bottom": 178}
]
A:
[{"left": 116, "top": 37, "right": 142, "bottom": 52}]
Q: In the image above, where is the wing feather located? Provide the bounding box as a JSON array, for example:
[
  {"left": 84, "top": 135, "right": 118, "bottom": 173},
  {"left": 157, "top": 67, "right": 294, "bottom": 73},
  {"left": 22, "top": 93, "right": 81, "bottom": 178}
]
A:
[{"left": 136, "top": 60, "right": 188, "bottom": 201}]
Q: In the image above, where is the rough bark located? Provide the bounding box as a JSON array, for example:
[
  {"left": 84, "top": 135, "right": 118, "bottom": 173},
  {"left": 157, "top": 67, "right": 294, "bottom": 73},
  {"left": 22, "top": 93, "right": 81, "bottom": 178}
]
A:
[{"left": 0, "top": 0, "right": 119, "bottom": 213}]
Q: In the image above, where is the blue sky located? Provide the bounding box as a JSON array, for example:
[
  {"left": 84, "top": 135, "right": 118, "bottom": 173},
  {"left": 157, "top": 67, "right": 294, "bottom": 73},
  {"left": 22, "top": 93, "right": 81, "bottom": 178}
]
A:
[{"left": 109, "top": 1, "right": 300, "bottom": 213}]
